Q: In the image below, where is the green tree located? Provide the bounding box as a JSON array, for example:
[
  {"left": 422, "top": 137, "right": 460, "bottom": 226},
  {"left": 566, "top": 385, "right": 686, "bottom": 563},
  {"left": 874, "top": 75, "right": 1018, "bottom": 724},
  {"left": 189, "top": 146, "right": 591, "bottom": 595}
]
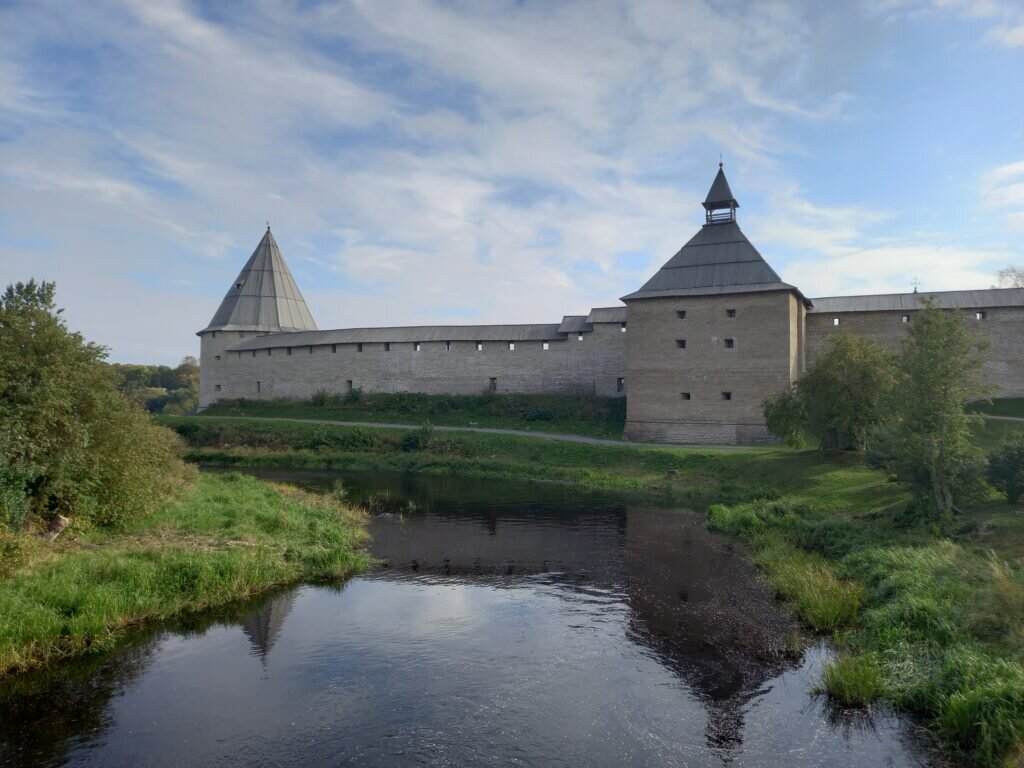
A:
[
  {"left": 0, "top": 280, "right": 186, "bottom": 530},
  {"left": 988, "top": 435, "right": 1024, "bottom": 503},
  {"left": 763, "top": 333, "right": 896, "bottom": 451},
  {"left": 880, "top": 299, "right": 989, "bottom": 513}
]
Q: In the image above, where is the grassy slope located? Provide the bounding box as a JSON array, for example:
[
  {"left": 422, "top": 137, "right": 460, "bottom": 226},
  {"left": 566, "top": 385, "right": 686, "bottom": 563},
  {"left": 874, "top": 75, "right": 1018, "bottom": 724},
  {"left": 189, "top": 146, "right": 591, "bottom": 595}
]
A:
[
  {"left": 202, "top": 392, "right": 627, "bottom": 439},
  {"left": 0, "top": 473, "right": 369, "bottom": 677},
  {"left": 166, "top": 414, "right": 1024, "bottom": 767}
]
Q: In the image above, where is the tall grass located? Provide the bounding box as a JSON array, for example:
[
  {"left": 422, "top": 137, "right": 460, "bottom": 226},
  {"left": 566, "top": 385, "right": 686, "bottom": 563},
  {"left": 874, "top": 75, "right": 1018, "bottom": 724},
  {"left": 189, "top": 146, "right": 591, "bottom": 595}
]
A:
[{"left": 0, "top": 473, "right": 369, "bottom": 676}]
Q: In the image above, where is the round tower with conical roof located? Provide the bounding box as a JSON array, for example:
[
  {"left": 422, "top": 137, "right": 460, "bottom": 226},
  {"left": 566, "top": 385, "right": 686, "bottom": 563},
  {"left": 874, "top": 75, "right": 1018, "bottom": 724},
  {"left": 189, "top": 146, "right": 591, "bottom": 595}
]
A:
[{"left": 197, "top": 227, "right": 318, "bottom": 407}]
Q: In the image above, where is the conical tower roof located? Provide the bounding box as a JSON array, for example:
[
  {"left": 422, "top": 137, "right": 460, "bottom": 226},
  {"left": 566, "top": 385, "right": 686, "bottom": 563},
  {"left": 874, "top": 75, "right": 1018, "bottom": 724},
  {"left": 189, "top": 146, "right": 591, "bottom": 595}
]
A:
[
  {"left": 622, "top": 166, "right": 804, "bottom": 303},
  {"left": 199, "top": 227, "right": 318, "bottom": 334},
  {"left": 703, "top": 163, "right": 738, "bottom": 210}
]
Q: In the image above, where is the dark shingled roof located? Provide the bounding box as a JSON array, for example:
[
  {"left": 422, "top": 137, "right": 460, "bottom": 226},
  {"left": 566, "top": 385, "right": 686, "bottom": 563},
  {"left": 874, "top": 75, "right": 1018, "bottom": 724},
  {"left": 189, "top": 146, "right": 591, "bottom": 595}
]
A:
[
  {"left": 703, "top": 165, "right": 738, "bottom": 209},
  {"left": 199, "top": 228, "right": 318, "bottom": 334},
  {"left": 586, "top": 306, "right": 628, "bottom": 323},
  {"left": 621, "top": 221, "right": 803, "bottom": 302},
  {"left": 557, "top": 315, "right": 591, "bottom": 333},
  {"left": 810, "top": 287, "right": 1024, "bottom": 313}
]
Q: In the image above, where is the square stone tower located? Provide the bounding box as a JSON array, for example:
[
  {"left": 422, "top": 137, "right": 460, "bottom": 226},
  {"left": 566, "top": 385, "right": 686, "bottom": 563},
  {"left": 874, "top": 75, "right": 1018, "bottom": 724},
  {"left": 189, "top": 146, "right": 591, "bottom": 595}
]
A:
[{"left": 621, "top": 165, "right": 808, "bottom": 444}]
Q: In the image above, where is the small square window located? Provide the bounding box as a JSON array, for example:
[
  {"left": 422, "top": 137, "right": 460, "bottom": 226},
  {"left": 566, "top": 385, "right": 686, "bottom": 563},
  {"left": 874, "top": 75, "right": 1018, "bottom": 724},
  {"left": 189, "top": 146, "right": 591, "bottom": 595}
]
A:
[
  {"left": 357, "top": 343, "right": 363, "bottom": 353},
  {"left": 215, "top": 384, "right": 222, "bottom": 392},
  {"left": 722, "top": 391, "right": 732, "bottom": 401},
  {"left": 476, "top": 342, "right": 483, "bottom": 351},
  {"left": 211, "top": 331, "right": 217, "bottom": 339},
  {"left": 726, "top": 309, "right": 736, "bottom": 318},
  {"left": 724, "top": 338, "right": 735, "bottom": 349},
  {"left": 620, "top": 322, "right": 627, "bottom": 333},
  {"left": 616, "top": 377, "right": 625, "bottom": 392},
  {"left": 384, "top": 343, "right": 391, "bottom": 352},
  {"left": 252, "top": 350, "right": 256, "bottom": 358},
  {"left": 676, "top": 339, "right": 687, "bottom": 349},
  {"left": 680, "top": 392, "right": 691, "bottom": 400},
  {"left": 239, "top": 331, "right": 246, "bottom": 338},
  {"left": 900, "top": 315, "right": 909, "bottom": 324},
  {"left": 332, "top": 344, "right": 338, "bottom": 353},
  {"left": 414, "top": 342, "right": 421, "bottom": 352},
  {"left": 309, "top": 345, "right": 313, "bottom": 354},
  {"left": 215, "top": 355, "right": 221, "bottom": 361},
  {"left": 577, "top": 334, "right": 584, "bottom": 341},
  {"left": 676, "top": 310, "right": 687, "bottom": 319},
  {"left": 975, "top": 311, "right": 987, "bottom": 320},
  {"left": 832, "top": 317, "right": 841, "bottom": 327},
  {"left": 267, "top": 348, "right": 271, "bottom": 356},
  {"left": 542, "top": 341, "right": 550, "bottom": 350},
  {"left": 445, "top": 341, "right": 452, "bottom": 351},
  {"left": 287, "top": 347, "right": 292, "bottom": 356},
  {"left": 508, "top": 342, "right": 515, "bottom": 351}
]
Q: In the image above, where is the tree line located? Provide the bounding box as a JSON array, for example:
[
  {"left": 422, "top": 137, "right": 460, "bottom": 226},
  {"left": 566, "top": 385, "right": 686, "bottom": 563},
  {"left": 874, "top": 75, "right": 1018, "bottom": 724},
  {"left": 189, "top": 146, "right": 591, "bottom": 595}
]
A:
[{"left": 764, "top": 298, "right": 1024, "bottom": 514}]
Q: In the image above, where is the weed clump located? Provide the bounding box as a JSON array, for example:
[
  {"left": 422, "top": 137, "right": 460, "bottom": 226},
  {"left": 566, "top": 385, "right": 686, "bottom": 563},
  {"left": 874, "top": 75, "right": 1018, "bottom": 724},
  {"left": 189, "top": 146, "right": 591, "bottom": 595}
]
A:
[{"left": 819, "top": 653, "right": 883, "bottom": 707}]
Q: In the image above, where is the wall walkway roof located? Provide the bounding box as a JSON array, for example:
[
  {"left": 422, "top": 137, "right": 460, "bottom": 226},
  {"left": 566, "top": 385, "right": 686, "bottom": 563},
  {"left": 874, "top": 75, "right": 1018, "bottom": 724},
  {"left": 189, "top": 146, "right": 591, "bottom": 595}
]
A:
[{"left": 809, "top": 287, "right": 1024, "bottom": 313}]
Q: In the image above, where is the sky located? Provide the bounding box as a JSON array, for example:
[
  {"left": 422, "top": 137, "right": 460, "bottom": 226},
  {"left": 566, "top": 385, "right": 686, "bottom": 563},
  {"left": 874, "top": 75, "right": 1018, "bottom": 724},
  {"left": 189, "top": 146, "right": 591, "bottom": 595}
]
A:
[{"left": 1, "top": 0, "right": 1023, "bottom": 365}]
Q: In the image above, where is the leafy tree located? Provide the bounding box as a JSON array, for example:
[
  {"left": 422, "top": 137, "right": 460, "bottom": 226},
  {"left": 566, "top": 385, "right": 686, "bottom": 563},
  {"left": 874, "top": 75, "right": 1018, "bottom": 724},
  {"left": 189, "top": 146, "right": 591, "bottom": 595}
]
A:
[
  {"left": 988, "top": 435, "right": 1024, "bottom": 503},
  {"left": 0, "top": 280, "right": 186, "bottom": 530},
  {"left": 995, "top": 265, "right": 1024, "bottom": 288},
  {"left": 763, "top": 333, "right": 896, "bottom": 451},
  {"left": 879, "top": 299, "right": 989, "bottom": 514}
]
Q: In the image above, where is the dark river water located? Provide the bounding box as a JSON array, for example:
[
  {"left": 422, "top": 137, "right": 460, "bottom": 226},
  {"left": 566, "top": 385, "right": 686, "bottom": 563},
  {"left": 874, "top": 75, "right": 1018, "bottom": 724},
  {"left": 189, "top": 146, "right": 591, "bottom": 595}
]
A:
[{"left": 0, "top": 470, "right": 937, "bottom": 767}]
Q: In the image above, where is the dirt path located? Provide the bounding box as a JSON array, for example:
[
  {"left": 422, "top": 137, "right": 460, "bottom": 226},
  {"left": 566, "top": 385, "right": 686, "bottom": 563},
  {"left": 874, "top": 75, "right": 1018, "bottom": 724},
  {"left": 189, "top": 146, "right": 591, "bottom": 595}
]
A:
[
  {"left": 980, "top": 414, "right": 1024, "bottom": 423},
  {"left": 201, "top": 415, "right": 760, "bottom": 452}
]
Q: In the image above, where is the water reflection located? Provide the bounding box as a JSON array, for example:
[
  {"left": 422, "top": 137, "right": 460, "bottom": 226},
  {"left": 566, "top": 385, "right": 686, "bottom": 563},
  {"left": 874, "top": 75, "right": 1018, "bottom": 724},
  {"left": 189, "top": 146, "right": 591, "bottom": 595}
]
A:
[{"left": 0, "top": 470, "right": 937, "bottom": 767}]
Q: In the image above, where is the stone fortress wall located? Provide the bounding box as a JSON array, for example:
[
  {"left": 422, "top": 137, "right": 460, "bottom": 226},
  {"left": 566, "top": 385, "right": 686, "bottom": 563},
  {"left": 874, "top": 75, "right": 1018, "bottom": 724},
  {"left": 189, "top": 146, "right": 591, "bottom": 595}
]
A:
[
  {"left": 197, "top": 167, "right": 1024, "bottom": 443},
  {"left": 201, "top": 318, "right": 629, "bottom": 405}
]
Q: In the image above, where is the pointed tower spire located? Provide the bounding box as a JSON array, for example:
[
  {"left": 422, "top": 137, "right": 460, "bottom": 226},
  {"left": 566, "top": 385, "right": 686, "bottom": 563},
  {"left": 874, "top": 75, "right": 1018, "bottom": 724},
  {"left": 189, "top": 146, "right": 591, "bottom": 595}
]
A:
[
  {"left": 703, "top": 162, "right": 739, "bottom": 224},
  {"left": 199, "top": 227, "right": 318, "bottom": 334}
]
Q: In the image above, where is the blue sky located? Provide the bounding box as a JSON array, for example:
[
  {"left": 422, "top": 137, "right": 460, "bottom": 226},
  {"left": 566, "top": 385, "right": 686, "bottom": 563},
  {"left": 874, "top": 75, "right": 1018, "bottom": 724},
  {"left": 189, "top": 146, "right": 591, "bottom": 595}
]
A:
[{"left": 1, "top": 0, "right": 1023, "bottom": 364}]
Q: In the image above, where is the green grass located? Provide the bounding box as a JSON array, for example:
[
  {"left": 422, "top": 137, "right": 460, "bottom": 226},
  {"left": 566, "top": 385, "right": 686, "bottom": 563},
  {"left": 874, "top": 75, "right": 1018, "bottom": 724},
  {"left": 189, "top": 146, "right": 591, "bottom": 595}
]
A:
[
  {"left": 0, "top": 473, "right": 369, "bottom": 676},
  {"left": 968, "top": 397, "right": 1024, "bottom": 419},
  {"left": 202, "top": 392, "right": 628, "bottom": 439},
  {"left": 818, "top": 653, "right": 884, "bottom": 707}
]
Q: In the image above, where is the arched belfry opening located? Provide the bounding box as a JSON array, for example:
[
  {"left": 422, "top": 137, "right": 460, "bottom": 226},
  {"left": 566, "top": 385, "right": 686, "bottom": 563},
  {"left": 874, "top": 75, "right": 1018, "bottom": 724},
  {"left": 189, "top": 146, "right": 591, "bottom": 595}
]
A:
[{"left": 703, "top": 162, "right": 739, "bottom": 225}]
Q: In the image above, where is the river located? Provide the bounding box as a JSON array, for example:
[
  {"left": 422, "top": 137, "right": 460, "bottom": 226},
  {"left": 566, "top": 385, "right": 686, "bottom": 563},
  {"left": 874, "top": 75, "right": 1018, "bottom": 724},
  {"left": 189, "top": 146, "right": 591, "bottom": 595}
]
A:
[{"left": 0, "top": 469, "right": 938, "bottom": 767}]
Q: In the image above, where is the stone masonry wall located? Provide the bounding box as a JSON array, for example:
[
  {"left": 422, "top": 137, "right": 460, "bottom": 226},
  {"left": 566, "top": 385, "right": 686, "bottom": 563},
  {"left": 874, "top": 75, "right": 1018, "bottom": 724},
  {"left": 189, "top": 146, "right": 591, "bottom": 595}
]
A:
[
  {"left": 805, "top": 305, "right": 1024, "bottom": 398},
  {"left": 622, "top": 291, "right": 801, "bottom": 444},
  {"left": 199, "top": 323, "right": 628, "bottom": 406}
]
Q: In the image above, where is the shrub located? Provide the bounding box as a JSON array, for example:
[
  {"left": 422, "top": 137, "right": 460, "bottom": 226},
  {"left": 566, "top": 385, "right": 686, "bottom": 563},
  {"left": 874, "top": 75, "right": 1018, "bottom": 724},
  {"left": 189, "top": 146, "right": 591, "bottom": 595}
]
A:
[
  {"left": 311, "top": 389, "right": 331, "bottom": 407},
  {"left": 521, "top": 407, "right": 554, "bottom": 422},
  {"left": 987, "top": 435, "right": 1024, "bottom": 503},
  {"left": 400, "top": 422, "right": 436, "bottom": 452},
  {"left": 0, "top": 280, "right": 188, "bottom": 529},
  {"left": 344, "top": 387, "right": 363, "bottom": 404}
]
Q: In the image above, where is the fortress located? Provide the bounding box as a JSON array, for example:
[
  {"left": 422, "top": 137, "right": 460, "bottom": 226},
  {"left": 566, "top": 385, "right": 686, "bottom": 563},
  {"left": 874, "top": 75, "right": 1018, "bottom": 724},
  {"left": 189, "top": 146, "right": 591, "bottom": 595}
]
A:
[{"left": 198, "top": 166, "right": 1024, "bottom": 444}]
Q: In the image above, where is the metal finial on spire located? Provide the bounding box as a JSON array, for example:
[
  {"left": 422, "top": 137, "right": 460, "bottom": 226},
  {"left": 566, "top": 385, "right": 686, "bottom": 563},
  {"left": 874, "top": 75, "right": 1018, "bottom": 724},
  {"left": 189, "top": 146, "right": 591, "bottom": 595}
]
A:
[
  {"left": 719, "top": 153, "right": 723, "bottom": 169},
  {"left": 266, "top": 220, "right": 271, "bottom": 231},
  {"left": 912, "top": 277, "right": 920, "bottom": 293}
]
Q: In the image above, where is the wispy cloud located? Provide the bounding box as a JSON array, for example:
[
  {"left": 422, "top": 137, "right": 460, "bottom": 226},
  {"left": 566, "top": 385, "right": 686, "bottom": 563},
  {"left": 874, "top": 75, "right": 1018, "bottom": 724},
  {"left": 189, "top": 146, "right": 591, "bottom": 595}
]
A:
[{"left": 0, "top": 0, "right": 1021, "bottom": 362}]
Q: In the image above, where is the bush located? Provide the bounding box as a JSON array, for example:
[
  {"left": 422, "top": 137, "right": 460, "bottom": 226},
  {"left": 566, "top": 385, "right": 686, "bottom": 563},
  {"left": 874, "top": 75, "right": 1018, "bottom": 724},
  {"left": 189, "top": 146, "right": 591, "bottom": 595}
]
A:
[
  {"left": 311, "top": 389, "right": 331, "bottom": 407},
  {"left": 344, "top": 387, "right": 363, "bottom": 404},
  {"left": 987, "top": 435, "right": 1024, "bottom": 503},
  {"left": 400, "top": 422, "right": 436, "bottom": 452},
  {"left": 0, "top": 280, "right": 188, "bottom": 529}
]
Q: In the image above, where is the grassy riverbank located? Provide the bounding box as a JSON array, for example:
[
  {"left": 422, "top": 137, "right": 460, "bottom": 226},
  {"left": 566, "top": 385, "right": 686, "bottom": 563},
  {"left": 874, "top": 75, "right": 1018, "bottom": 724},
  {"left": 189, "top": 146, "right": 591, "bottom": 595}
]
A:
[
  {"left": 202, "top": 392, "right": 627, "bottom": 438},
  {"left": 0, "top": 473, "right": 369, "bottom": 677},
  {"left": 166, "top": 414, "right": 1024, "bottom": 766}
]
